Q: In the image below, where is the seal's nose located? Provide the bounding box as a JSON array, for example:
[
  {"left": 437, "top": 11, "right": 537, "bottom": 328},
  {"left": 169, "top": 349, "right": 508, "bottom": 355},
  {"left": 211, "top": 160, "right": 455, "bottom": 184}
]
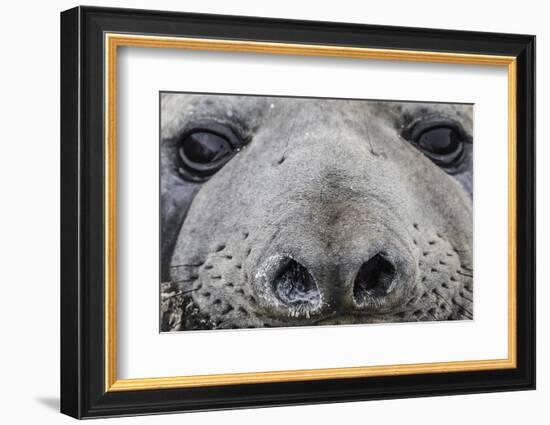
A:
[
  {"left": 256, "top": 256, "right": 322, "bottom": 317},
  {"left": 255, "top": 244, "right": 414, "bottom": 321},
  {"left": 271, "top": 257, "right": 321, "bottom": 308},
  {"left": 352, "top": 253, "right": 398, "bottom": 308}
]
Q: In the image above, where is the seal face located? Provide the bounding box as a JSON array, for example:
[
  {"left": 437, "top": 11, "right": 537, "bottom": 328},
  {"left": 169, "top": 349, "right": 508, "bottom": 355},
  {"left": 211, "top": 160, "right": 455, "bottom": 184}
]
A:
[{"left": 160, "top": 94, "right": 473, "bottom": 332}]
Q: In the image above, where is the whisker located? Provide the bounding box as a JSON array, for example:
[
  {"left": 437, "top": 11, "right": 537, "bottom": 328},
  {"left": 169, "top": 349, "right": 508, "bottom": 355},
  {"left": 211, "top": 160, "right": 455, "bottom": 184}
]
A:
[
  {"left": 458, "top": 311, "right": 473, "bottom": 320},
  {"left": 456, "top": 270, "right": 473, "bottom": 278},
  {"left": 169, "top": 263, "right": 202, "bottom": 269},
  {"left": 171, "top": 277, "right": 198, "bottom": 285},
  {"left": 162, "top": 286, "right": 202, "bottom": 300},
  {"left": 427, "top": 310, "right": 438, "bottom": 320},
  {"left": 459, "top": 293, "right": 473, "bottom": 303},
  {"left": 433, "top": 289, "right": 452, "bottom": 308},
  {"left": 452, "top": 299, "right": 473, "bottom": 319}
]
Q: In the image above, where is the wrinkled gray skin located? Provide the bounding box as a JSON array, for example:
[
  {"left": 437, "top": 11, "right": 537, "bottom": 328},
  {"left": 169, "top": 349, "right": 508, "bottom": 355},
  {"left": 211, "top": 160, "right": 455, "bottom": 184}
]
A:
[{"left": 160, "top": 94, "right": 473, "bottom": 331}]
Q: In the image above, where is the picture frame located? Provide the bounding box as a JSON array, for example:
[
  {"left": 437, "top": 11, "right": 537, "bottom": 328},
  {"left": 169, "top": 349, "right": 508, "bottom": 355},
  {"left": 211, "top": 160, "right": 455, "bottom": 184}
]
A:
[{"left": 60, "top": 5, "right": 535, "bottom": 419}]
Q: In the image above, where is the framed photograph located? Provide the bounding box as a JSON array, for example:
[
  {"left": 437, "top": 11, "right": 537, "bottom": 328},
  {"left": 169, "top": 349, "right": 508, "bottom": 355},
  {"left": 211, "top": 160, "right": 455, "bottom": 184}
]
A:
[{"left": 60, "top": 6, "right": 535, "bottom": 419}]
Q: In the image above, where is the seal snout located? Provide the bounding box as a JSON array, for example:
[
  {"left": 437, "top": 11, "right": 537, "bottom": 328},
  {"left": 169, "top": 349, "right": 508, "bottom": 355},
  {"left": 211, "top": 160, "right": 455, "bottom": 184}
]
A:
[{"left": 253, "top": 239, "right": 417, "bottom": 322}]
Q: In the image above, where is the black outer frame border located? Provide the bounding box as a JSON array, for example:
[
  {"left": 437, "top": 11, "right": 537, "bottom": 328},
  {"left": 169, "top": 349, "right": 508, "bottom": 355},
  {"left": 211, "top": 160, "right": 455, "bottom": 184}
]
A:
[{"left": 60, "top": 5, "right": 536, "bottom": 419}]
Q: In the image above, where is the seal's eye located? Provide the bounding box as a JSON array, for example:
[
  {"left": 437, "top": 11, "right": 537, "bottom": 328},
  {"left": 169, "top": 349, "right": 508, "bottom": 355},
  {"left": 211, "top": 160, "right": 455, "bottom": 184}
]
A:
[
  {"left": 417, "top": 127, "right": 460, "bottom": 156},
  {"left": 180, "top": 132, "right": 232, "bottom": 165},
  {"left": 403, "top": 118, "right": 470, "bottom": 172},
  {"left": 177, "top": 122, "right": 241, "bottom": 180}
]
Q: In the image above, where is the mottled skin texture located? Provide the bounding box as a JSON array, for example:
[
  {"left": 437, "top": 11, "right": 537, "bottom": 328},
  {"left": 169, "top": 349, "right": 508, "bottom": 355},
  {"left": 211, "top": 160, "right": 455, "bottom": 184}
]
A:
[{"left": 160, "top": 94, "right": 473, "bottom": 331}]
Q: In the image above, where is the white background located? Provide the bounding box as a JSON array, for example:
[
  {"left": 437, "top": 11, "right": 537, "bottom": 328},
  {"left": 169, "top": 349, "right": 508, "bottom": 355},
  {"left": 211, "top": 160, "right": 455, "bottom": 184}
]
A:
[
  {"left": 118, "top": 48, "right": 508, "bottom": 378},
  {"left": 0, "top": 0, "right": 546, "bottom": 424}
]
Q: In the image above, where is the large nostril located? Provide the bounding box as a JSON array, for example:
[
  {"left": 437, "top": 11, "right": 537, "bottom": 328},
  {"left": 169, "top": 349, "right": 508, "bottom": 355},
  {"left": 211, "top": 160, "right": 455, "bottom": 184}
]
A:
[
  {"left": 272, "top": 258, "right": 320, "bottom": 308},
  {"left": 353, "top": 253, "right": 397, "bottom": 305}
]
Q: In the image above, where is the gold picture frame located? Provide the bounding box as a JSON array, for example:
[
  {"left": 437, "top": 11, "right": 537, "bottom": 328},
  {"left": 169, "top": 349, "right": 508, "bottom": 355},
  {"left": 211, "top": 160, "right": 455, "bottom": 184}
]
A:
[{"left": 104, "top": 34, "right": 517, "bottom": 392}]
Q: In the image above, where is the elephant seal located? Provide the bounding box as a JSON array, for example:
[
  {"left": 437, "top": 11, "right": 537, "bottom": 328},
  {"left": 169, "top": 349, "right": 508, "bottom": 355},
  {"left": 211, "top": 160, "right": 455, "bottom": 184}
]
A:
[{"left": 160, "top": 93, "right": 473, "bottom": 331}]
